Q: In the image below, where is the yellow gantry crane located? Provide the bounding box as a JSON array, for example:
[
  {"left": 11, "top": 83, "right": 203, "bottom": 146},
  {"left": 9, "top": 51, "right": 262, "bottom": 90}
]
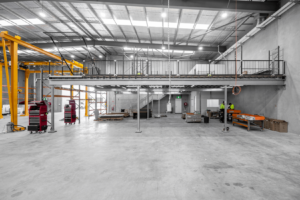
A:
[{"left": 0, "top": 31, "right": 87, "bottom": 131}]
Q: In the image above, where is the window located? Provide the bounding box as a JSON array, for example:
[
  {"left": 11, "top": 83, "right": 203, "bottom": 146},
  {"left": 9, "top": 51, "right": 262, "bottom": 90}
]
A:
[{"left": 207, "top": 99, "right": 219, "bottom": 107}]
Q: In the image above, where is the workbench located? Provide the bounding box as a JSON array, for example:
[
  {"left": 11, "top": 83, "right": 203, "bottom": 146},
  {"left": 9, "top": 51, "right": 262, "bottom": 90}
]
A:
[{"left": 232, "top": 114, "right": 265, "bottom": 131}]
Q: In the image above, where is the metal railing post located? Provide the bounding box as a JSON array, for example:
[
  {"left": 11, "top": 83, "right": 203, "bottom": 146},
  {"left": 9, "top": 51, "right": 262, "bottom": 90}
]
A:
[
  {"left": 136, "top": 86, "right": 142, "bottom": 133},
  {"left": 224, "top": 86, "right": 227, "bottom": 132},
  {"left": 278, "top": 46, "right": 280, "bottom": 74}
]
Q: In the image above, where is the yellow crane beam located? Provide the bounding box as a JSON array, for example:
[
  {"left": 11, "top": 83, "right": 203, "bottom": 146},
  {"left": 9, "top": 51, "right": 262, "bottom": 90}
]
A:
[{"left": 0, "top": 31, "right": 83, "bottom": 69}]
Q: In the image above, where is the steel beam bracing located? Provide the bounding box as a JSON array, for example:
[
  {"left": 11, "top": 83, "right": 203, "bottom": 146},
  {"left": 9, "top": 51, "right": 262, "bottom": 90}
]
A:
[
  {"left": 26, "top": 41, "right": 227, "bottom": 53},
  {"left": 0, "top": 0, "right": 279, "bottom": 13}
]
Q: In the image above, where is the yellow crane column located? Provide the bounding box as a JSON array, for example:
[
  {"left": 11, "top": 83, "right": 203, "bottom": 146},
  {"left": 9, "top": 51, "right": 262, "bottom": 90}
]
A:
[
  {"left": 20, "top": 69, "right": 30, "bottom": 117},
  {"left": 85, "top": 86, "right": 88, "bottom": 117},
  {"left": 0, "top": 62, "right": 3, "bottom": 119},
  {"left": 10, "top": 35, "right": 24, "bottom": 130}
]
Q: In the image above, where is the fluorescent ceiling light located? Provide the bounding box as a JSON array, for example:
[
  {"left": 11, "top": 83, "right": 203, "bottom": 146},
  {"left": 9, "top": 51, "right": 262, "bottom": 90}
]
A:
[
  {"left": 198, "top": 47, "right": 203, "bottom": 50},
  {"left": 161, "top": 12, "right": 167, "bottom": 18},
  {"left": 185, "top": 51, "right": 194, "bottom": 54},
  {"left": 99, "top": 55, "right": 103, "bottom": 58},
  {"left": 171, "top": 85, "right": 185, "bottom": 88},
  {"left": 71, "top": 55, "right": 75, "bottom": 58},
  {"left": 195, "top": 24, "right": 210, "bottom": 30},
  {"left": 39, "top": 12, "right": 46, "bottom": 17},
  {"left": 161, "top": 46, "right": 166, "bottom": 50},
  {"left": 222, "top": 13, "right": 228, "bottom": 18},
  {"left": 149, "top": 86, "right": 162, "bottom": 88}
]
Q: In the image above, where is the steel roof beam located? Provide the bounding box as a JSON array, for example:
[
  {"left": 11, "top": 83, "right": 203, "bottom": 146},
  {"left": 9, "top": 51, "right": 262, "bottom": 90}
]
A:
[
  {"left": 31, "top": 41, "right": 226, "bottom": 52},
  {"left": 0, "top": 0, "right": 279, "bottom": 13}
]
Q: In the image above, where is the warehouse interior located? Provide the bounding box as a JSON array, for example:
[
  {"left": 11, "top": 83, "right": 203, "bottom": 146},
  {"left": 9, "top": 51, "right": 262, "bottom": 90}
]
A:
[{"left": 0, "top": 0, "right": 300, "bottom": 199}]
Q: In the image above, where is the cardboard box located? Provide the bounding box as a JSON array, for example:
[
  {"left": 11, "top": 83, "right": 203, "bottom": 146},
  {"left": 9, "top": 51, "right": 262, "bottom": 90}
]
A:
[
  {"left": 274, "top": 120, "right": 288, "bottom": 133},
  {"left": 269, "top": 119, "right": 277, "bottom": 131},
  {"left": 264, "top": 118, "right": 270, "bottom": 129},
  {"left": 207, "top": 111, "right": 211, "bottom": 118},
  {"left": 243, "top": 71, "right": 248, "bottom": 74}
]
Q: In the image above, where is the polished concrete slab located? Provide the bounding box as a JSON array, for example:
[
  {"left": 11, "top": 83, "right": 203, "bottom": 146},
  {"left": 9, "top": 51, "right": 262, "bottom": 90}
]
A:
[{"left": 0, "top": 112, "right": 300, "bottom": 200}]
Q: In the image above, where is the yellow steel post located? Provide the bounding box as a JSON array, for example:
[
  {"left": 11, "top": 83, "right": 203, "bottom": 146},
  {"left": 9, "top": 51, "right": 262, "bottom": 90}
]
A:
[
  {"left": 1, "top": 35, "right": 13, "bottom": 122},
  {"left": 85, "top": 86, "right": 88, "bottom": 117},
  {"left": 0, "top": 62, "right": 3, "bottom": 119},
  {"left": 10, "top": 35, "right": 25, "bottom": 131},
  {"left": 70, "top": 64, "right": 73, "bottom": 99},
  {"left": 20, "top": 69, "right": 30, "bottom": 117}
]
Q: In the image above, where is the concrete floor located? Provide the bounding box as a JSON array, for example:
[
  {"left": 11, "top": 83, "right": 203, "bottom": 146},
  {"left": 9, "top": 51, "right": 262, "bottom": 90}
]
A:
[{"left": 0, "top": 112, "right": 300, "bottom": 200}]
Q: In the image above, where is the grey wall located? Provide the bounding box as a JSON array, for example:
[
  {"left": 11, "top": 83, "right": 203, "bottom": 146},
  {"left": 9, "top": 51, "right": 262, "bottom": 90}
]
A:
[
  {"left": 226, "top": 4, "right": 300, "bottom": 133},
  {"left": 200, "top": 91, "right": 224, "bottom": 115},
  {"left": 149, "top": 94, "right": 190, "bottom": 114}
]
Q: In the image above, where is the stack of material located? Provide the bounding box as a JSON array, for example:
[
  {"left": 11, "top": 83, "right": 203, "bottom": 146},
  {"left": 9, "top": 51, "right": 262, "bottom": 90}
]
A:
[
  {"left": 186, "top": 113, "right": 201, "bottom": 123},
  {"left": 106, "top": 112, "right": 130, "bottom": 118},
  {"left": 133, "top": 109, "right": 152, "bottom": 119},
  {"left": 263, "top": 118, "right": 288, "bottom": 132},
  {"left": 94, "top": 114, "right": 124, "bottom": 121},
  {"left": 182, "top": 113, "right": 186, "bottom": 119}
]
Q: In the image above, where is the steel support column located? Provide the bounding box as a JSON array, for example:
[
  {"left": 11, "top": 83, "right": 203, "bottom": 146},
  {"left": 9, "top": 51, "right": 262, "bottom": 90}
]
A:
[
  {"left": 78, "top": 85, "right": 80, "bottom": 124},
  {"left": 40, "top": 69, "right": 43, "bottom": 100},
  {"left": 224, "top": 86, "right": 227, "bottom": 132},
  {"left": 147, "top": 91, "right": 149, "bottom": 119},
  {"left": 136, "top": 86, "right": 142, "bottom": 133},
  {"left": 48, "top": 85, "right": 57, "bottom": 133},
  {"left": 95, "top": 90, "right": 97, "bottom": 114}
]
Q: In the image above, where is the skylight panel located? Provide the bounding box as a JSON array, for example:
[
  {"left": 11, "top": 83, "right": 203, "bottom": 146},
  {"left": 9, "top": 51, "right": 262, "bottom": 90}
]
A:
[
  {"left": 27, "top": 19, "right": 44, "bottom": 25},
  {"left": 0, "top": 18, "right": 45, "bottom": 26},
  {"left": 116, "top": 19, "right": 131, "bottom": 26},
  {"left": 195, "top": 24, "right": 210, "bottom": 30},
  {"left": 102, "top": 19, "right": 116, "bottom": 25},
  {"left": 163, "top": 22, "right": 178, "bottom": 28},
  {"left": 179, "top": 23, "right": 194, "bottom": 29},
  {"left": 11, "top": 19, "right": 28, "bottom": 25},
  {"left": 148, "top": 21, "right": 162, "bottom": 27},
  {"left": 132, "top": 20, "right": 147, "bottom": 27}
]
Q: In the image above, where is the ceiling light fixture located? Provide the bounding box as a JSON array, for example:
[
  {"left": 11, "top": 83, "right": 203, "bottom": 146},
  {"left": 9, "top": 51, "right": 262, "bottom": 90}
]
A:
[
  {"left": 162, "top": 46, "right": 166, "bottom": 50},
  {"left": 222, "top": 12, "right": 228, "bottom": 18},
  {"left": 39, "top": 0, "right": 46, "bottom": 18},
  {"left": 161, "top": 12, "right": 167, "bottom": 18},
  {"left": 130, "top": 55, "right": 134, "bottom": 58},
  {"left": 39, "top": 12, "right": 46, "bottom": 18},
  {"left": 198, "top": 46, "right": 203, "bottom": 50},
  {"left": 99, "top": 55, "right": 103, "bottom": 58},
  {"left": 71, "top": 55, "right": 75, "bottom": 58}
]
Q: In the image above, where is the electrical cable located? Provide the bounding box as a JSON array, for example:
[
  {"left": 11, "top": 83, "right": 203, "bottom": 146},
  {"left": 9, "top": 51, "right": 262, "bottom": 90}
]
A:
[
  {"left": 49, "top": 36, "right": 74, "bottom": 75},
  {"left": 168, "top": 0, "right": 171, "bottom": 103},
  {"left": 232, "top": 0, "right": 241, "bottom": 95}
]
